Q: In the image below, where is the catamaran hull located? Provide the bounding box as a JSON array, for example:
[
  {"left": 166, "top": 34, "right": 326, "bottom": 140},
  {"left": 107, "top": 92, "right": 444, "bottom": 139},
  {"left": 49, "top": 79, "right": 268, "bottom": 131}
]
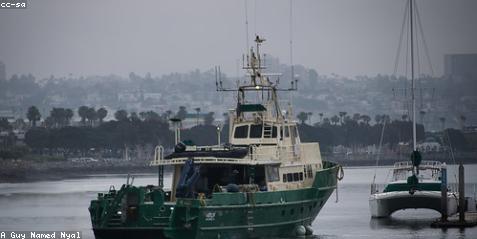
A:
[{"left": 369, "top": 191, "right": 458, "bottom": 218}]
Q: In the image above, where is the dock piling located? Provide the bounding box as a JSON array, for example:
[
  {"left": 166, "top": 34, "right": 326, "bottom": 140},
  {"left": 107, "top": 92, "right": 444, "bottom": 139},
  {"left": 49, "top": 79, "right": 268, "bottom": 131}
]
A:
[
  {"left": 459, "top": 162, "right": 465, "bottom": 223},
  {"left": 441, "top": 164, "right": 447, "bottom": 221}
]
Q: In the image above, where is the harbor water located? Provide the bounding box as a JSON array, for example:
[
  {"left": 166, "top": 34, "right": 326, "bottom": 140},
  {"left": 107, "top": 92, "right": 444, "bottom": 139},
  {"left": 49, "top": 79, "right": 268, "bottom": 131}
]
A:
[{"left": 1, "top": 165, "right": 476, "bottom": 239}]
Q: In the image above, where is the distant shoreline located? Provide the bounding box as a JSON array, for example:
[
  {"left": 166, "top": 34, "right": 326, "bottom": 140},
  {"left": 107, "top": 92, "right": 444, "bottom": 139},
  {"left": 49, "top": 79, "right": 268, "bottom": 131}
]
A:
[{"left": 1, "top": 155, "right": 476, "bottom": 183}]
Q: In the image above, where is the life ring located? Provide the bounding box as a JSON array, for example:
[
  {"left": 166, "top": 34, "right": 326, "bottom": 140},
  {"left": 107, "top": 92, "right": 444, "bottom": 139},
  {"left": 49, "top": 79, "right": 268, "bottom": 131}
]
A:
[{"left": 336, "top": 165, "right": 344, "bottom": 181}]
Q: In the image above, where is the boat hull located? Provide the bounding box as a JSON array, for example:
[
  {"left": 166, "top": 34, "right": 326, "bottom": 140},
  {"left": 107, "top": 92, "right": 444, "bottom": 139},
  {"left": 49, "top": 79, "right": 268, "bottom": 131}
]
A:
[
  {"left": 165, "top": 161, "right": 339, "bottom": 239},
  {"left": 369, "top": 191, "right": 458, "bottom": 218},
  {"left": 89, "top": 161, "right": 339, "bottom": 239}
]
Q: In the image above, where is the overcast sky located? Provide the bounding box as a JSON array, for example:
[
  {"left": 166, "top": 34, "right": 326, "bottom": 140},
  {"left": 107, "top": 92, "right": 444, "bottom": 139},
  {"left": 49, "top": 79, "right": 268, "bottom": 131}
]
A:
[{"left": 0, "top": 0, "right": 476, "bottom": 79}]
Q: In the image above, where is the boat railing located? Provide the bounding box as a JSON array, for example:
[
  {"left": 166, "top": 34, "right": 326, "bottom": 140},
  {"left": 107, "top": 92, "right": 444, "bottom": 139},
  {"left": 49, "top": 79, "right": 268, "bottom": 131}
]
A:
[
  {"left": 393, "top": 160, "right": 442, "bottom": 170},
  {"left": 150, "top": 145, "right": 164, "bottom": 166}
]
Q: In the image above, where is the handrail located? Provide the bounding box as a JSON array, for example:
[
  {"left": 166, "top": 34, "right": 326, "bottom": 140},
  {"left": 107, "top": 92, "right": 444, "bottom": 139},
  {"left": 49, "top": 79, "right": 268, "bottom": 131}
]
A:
[
  {"left": 150, "top": 146, "right": 164, "bottom": 166},
  {"left": 393, "top": 160, "right": 442, "bottom": 169}
]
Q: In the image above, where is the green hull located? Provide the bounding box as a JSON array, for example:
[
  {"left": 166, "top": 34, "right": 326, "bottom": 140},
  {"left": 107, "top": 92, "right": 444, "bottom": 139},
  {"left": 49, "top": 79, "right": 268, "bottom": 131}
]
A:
[{"left": 89, "top": 161, "right": 339, "bottom": 239}]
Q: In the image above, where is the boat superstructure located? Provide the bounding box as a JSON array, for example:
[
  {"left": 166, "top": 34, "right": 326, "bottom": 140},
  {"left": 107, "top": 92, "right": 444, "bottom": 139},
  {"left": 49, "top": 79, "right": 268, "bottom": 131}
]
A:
[
  {"left": 89, "top": 36, "right": 342, "bottom": 239},
  {"left": 368, "top": 0, "right": 458, "bottom": 218}
]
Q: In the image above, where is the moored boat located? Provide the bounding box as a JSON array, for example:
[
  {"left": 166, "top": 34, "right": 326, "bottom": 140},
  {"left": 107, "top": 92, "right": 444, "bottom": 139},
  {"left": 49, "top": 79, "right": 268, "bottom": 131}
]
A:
[
  {"left": 369, "top": 161, "right": 458, "bottom": 217},
  {"left": 368, "top": 0, "right": 458, "bottom": 219},
  {"left": 89, "top": 35, "right": 343, "bottom": 238}
]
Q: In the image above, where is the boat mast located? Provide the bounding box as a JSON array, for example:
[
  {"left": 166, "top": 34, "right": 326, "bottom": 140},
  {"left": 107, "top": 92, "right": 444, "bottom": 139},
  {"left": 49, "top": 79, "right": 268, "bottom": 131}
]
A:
[{"left": 410, "top": 0, "right": 416, "bottom": 151}]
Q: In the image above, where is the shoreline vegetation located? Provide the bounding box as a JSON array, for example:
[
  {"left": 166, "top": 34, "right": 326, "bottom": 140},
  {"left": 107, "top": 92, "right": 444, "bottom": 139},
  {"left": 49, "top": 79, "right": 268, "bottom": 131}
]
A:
[{"left": 1, "top": 152, "right": 475, "bottom": 183}]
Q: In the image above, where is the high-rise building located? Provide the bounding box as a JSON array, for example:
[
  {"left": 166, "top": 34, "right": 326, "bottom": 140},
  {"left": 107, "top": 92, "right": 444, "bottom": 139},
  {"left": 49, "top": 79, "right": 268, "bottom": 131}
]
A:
[
  {"left": 0, "top": 61, "right": 5, "bottom": 82},
  {"left": 444, "top": 53, "right": 477, "bottom": 79}
]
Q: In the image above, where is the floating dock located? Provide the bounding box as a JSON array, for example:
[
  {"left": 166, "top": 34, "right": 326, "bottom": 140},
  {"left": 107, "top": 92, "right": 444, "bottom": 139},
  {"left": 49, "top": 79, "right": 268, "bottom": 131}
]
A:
[{"left": 431, "top": 212, "right": 477, "bottom": 228}]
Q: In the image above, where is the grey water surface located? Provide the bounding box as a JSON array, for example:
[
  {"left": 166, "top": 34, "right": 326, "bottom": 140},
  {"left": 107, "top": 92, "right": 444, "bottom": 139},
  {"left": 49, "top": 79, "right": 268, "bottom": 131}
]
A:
[{"left": 0, "top": 165, "right": 476, "bottom": 239}]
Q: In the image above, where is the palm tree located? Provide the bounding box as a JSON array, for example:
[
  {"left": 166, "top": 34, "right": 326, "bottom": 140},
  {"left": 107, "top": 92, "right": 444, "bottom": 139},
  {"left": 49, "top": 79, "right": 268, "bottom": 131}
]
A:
[
  {"left": 165, "top": 110, "right": 172, "bottom": 120},
  {"left": 129, "top": 112, "right": 140, "bottom": 122},
  {"left": 331, "top": 115, "right": 340, "bottom": 125},
  {"left": 339, "top": 112, "right": 347, "bottom": 125},
  {"left": 360, "top": 115, "right": 371, "bottom": 125},
  {"left": 297, "top": 112, "right": 308, "bottom": 124},
  {"left": 307, "top": 112, "right": 313, "bottom": 125},
  {"left": 49, "top": 108, "right": 63, "bottom": 128},
  {"left": 114, "top": 110, "right": 128, "bottom": 121},
  {"left": 322, "top": 117, "right": 331, "bottom": 126},
  {"left": 65, "top": 108, "right": 73, "bottom": 126},
  {"left": 26, "top": 106, "right": 41, "bottom": 127},
  {"left": 375, "top": 114, "right": 382, "bottom": 125},
  {"left": 78, "top": 106, "right": 89, "bottom": 125},
  {"left": 401, "top": 114, "right": 408, "bottom": 121},
  {"left": 85, "top": 107, "right": 97, "bottom": 126},
  {"left": 318, "top": 113, "right": 324, "bottom": 124},
  {"left": 204, "top": 112, "right": 214, "bottom": 125},
  {"left": 177, "top": 106, "right": 187, "bottom": 120},
  {"left": 194, "top": 107, "right": 201, "bottom": 126},
  {"left": 97, "top": 108, "right": 108, "bottom": 124}
]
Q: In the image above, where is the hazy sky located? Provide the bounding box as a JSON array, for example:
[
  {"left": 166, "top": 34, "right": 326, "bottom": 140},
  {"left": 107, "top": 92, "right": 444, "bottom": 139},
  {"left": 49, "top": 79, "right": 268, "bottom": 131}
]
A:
[{"left": 0, "top": 0, "right": 476, "bottom": 79}]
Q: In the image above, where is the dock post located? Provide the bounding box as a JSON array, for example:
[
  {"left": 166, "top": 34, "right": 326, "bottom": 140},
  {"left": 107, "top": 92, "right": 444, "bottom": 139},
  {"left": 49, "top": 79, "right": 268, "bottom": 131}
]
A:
[
  {"left": 459, "top": 162, "right": 465, "bottom": 223},
  {"left": 441, "top": 163, "right": 448, "bottom": 221}
]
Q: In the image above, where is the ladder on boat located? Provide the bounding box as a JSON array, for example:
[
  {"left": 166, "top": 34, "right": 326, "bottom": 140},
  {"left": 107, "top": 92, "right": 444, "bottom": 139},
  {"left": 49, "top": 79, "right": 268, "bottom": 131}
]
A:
[
  {"left": 247, "top": 209, "right": 254, "bottom": 232},
  {"left": 263, "top": 125, "right": 272, "bottom": 138}
]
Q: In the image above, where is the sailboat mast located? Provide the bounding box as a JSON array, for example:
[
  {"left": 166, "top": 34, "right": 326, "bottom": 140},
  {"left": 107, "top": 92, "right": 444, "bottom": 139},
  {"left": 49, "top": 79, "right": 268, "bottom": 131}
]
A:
[{"left": 410, "top": 0, "right": 417, "bottom": 151}]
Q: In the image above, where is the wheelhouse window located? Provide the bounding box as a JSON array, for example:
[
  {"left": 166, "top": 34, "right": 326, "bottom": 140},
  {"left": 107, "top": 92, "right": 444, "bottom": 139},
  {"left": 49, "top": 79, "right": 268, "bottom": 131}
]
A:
[
  {"left": 282, "top": 172, "right": 305, "bottom": 183},
  {"left": 266, "top": 165, "right": 280, "bottom": 182},
  {"left": 234, "top": 125, "right": 248, "bottom": 138},
  {"left": 250, "top": 124, "right": 263, "bottom": 138},
  {"left": 290, "top": 126, "right": 298, "bottom": 138},
  {"left": 272, "top": 126, "right": 277, "bottom": 138},
  {"left": 284, "top": 126, "right": 290, "bottom": 137},
  {"left": 286, "top": 173, "right": 293, "bottom": 182}
]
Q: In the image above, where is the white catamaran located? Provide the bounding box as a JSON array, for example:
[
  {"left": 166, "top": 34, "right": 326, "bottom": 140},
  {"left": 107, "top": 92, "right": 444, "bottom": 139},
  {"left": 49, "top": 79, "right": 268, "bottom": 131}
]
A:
[{"left": 369, "top": 0, "right": 458, "bottom": 218}]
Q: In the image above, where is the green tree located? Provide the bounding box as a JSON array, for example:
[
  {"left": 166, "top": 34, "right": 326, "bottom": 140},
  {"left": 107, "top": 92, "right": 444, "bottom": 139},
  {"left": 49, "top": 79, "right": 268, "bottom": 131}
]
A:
[
  {"left": 26, "top": 106, "right": 41, "bottom": 127},
  {"left": 204, "top": 112, "right": 214, "bottom": 125},
  {"left": 78, "top": 106, "right": 89, "bottom": 125},
  {"left": 331, "top": 115, "right": 339, "bottom": 125},
  {"left": 50, "top": 108, "right": 72, "bottom": 128},
  {"left": 360, "top": 115, "right": 371, "bottom": 125},
  {"left": 85, "top": 107, "right": 97, "bottom": 126},
  {"left": 318, "top": 113, "right": 324, "bottom": 124},
  {"left": 339, "top": 112, "right": 347, "bottom": 125},
  {"left": 129, "top": 112, "right": 141, "bottom": 122},
  {"left": 140, "top": 111, "right": 161, "bottom": 122},
  {"left": 297, "top": 112, "right": 308, "bottom": 125},
  {"left": 65, "top": 109, "right": 73, "bottom": 126},
  {"left": 176, "top": 106, "right": 187, "bottom": 120},
  {"left": 194, "top": 107, "right": 201, "bottom": 126},
  {"left": 97, "top": 108, "right": 108, "bottom": 124},
  {"left": 115, "top": 110, "right": 128, "bottom": 121},
  {"left": 0, "top": 118, "right": 11, "bottom": 131}
]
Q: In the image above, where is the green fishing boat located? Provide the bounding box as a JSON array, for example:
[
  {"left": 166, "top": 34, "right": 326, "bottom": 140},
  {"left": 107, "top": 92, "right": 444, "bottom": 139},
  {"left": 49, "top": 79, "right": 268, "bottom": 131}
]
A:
[{"left": 89, "top": 36, "right": 343, "bottom": 239}]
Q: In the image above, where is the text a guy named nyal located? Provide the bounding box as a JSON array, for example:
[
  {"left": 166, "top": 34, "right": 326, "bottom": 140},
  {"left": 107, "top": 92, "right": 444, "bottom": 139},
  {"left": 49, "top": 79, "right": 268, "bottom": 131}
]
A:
[{"left": 1, "top": 231, "right": 81, "bottom": 239}]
